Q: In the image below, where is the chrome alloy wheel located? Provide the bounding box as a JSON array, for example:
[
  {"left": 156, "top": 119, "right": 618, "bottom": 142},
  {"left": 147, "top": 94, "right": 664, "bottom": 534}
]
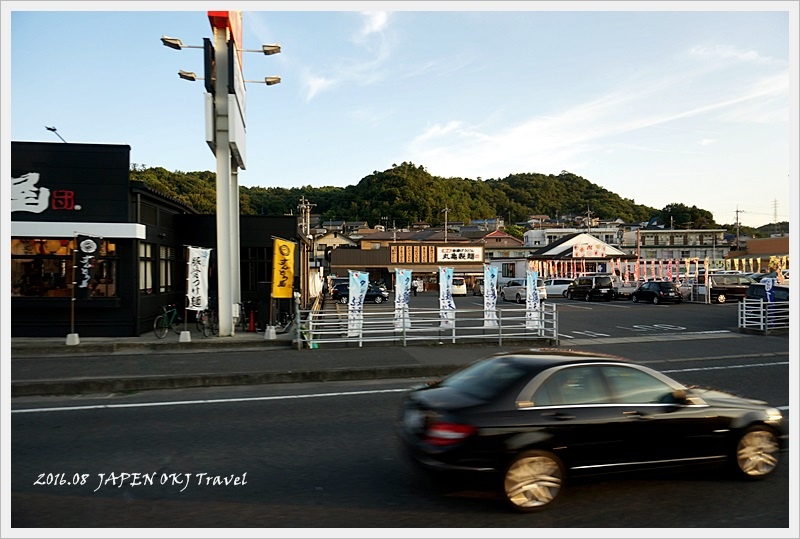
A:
[
  {"left": 503, "top": 451, "right": 564, "bottom": 511},
  {"left": 736, "top": 427, "right": 780, "bottom": 478}
]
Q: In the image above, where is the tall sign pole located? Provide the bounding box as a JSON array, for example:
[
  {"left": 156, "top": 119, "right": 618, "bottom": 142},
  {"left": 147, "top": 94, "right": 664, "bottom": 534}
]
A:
[{"left": 210, "top": 12, "right": 234, "bottom": 336}]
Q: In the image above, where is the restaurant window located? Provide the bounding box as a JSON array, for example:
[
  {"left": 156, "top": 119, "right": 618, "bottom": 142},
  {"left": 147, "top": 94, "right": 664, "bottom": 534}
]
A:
[
  {"left": 11, "top": 238, "right": 118, "bottom": 298},
  {"left": 139, "top": 242, "right": 154, "bottom": 294},
  {"left": 159, "top": 245, "right": 176, "bottom": 293}
]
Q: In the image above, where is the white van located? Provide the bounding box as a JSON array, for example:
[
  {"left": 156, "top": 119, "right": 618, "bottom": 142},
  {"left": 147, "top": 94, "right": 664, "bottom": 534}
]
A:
[{"left": 451, "top": 277, "right": 468, "bottom": 296}]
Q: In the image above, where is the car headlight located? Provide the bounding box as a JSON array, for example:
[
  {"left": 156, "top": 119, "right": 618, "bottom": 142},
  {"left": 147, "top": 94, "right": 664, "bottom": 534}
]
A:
[{"left": 767, "top": 408, "right": 783, "bottom": 422}]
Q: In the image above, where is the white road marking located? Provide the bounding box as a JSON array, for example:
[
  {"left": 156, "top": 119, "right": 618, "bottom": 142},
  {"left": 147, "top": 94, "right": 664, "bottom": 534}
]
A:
[{"left": 12, "top": 362, "right": 789, "bottom": 415}]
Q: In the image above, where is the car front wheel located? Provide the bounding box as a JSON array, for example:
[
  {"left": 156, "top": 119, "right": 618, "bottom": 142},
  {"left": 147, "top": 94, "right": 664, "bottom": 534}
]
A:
[
  {"left": 733, "top": 426, "right": 780, "bottom": 480},
  {"left": 717, "top": 294, "right": 727, "bottom": 304},
  {"left": 567, "top": 291, "right": 574, "bottom": 300},
  {"left": 632, "top": 294, "right": 639, "bottom": 303},
  {"left": 339, "top": 296, "right": 348, "bottom": 304},
  {"left": 584, "top": 293, "right": 591, "bottom": 302},
  {"left": 502, "top": 450, "right": 565, "bottom": 512},
  {"left": 374, "top": 296, "right": 384, "bottom": 304},
  {"left": 500, "top": 293, "right": 506, "bottom": 301},
  {"left": 516, "top": 294, "right": 523, "bottom": 304}
]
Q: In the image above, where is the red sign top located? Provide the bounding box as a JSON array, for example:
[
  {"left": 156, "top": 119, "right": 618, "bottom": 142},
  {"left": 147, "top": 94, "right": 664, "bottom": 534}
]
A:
[{"left": 208, "top": 11, "right": 243, "bottom": 66}]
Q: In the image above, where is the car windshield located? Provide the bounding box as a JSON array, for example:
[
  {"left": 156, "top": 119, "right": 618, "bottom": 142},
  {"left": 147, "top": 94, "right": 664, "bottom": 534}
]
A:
[{"left": 439, "top": 357, "right": 530, "bottom": 401}]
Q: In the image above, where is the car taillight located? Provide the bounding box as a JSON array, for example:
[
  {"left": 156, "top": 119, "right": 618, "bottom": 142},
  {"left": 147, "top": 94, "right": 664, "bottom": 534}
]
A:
[{"left": 424, "top": 422, "right": 477, "bottom": 446}]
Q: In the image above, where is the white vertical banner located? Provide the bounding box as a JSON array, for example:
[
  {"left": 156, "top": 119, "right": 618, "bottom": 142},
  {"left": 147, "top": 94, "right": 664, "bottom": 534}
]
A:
[
  {"left": 394, "top": 268, "right": 412, "bottom": 330},
  {"left": 438, "top": 267, "right": 456, "bottom": 328},
  {"left": 186, "top": 247, "right": 212, "bottom": 311},
  {"left": 483, "top": 264, "right": 499, "bottom": 327},
  {"left": 525, "top": 270, "right": 541, "bottom": 330},
  {"left": 347, "top": 270, "right": 369, "bottom": 337}
]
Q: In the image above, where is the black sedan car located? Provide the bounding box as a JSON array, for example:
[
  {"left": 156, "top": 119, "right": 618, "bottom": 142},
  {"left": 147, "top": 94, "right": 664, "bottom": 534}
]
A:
[
  {"left": 631, "top": 280, "right": 683, "bottom": 304},
  {"left": 396, "top": 350, "right": 785, "bottom": 512},
  {"left": 331, "top": 283, "right": 390, "bottom": 304}
]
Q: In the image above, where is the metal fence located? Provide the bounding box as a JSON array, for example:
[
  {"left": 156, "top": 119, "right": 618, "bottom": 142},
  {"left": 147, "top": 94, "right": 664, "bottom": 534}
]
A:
[
  {"left": 738, "top": 299, "right": 790, "bottom": 335},
  {"left": 294, "top": 303, "right": 559, "bottom": 348}
]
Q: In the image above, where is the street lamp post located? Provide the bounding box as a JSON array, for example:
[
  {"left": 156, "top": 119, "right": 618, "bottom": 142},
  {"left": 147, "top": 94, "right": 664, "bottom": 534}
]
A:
[
  {"left": 45, "top": 126, "right": 67, "bottom": 143},
  {"left": 163, "top": 12, "right": 281, "bottom": 336}
]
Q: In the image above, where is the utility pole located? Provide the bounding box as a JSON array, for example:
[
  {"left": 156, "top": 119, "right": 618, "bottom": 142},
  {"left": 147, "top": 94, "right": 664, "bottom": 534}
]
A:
[
  {"left": 297, "top": 196, "right": 315, "bottom": 236},
  {"left": 442, "top": 207, "right": 450, "bottom": 243},
  {"left": 585, "top": 205, "right": 594, "bottom": 235},
  {"left": 735, "top": 206, "right": 745, "bottom": 250}
]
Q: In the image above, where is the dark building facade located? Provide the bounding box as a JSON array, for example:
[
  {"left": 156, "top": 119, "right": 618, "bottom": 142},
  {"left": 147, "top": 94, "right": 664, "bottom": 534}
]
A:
[{"left": 11, "top": 141, "right": 301, "bottom": 338}]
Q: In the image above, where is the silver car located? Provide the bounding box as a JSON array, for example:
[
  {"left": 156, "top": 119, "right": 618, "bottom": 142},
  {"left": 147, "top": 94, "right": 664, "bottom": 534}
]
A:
[{"left": 500, "top": 279, "right": 547, "bottom": 303}]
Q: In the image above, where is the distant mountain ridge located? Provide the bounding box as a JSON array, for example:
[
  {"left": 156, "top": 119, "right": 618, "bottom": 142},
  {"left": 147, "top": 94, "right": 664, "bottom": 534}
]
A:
[{"left": 129, "top": 161, "right": 785, "bottom": 236}]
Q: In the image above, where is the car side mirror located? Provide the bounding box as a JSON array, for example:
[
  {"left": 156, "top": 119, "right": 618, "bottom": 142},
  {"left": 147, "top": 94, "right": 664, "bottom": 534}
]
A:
[{"left": 671, "top": 389, "right": 687, "bottom": 402}]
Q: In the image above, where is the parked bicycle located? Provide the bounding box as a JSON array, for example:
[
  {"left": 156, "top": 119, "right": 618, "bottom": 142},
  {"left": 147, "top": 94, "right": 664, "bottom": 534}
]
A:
[
  {"left": 195, "top": 306, "right": 219, "bottom": 337},
  {"left": 236, "top": 302, "right": 249, "bottom": 333},
  {"left": 153, "top": 304, "right": 182, "bottom": 339}
]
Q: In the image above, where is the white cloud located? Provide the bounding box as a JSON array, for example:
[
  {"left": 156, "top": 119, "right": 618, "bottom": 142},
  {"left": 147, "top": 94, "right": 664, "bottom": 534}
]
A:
[
  {"left": 689, "top": 44, "right": 781, "bottom": 66},
  {"left": 357, "top": 11, "right": 389, "bottom": 41},
  {"left": 699, "top": 138, "right": 716, "bottom": 146},
  {"left": 304, "top": 75, "right": 335, "bottom": 102}
]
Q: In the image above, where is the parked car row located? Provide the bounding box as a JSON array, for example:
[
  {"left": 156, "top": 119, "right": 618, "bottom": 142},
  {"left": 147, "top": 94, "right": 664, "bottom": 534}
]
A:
[{"left": 330, "top": 283, "right": 390, "bottom": 304}]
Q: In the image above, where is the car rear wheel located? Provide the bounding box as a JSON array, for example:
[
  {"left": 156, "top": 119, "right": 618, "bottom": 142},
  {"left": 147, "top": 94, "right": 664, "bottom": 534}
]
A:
[
  {"left": 339, "top": 296, "right": 348, "bottom": 304},
  {"left": 562, "top": 290, "right": 568, "bottom": 298},
  {"left": 717, "top": 294, "right": 727, "bottom": 304},
  {"left": 653, "top": 295, "right": 660, "bottom": 305},
  {"left": 374, "top": 296, "right": 383, "bottom": 304},
  {"left": 733, "top": 425, "right": 780, "bottom": 480},
  {"left": 584, "top": 293, "right": 591, "bottom": 302},
  {"left": 502, "top": 450, "right": 565, "bottom": 512},
  {"left": 500, "top": 293, "right": 506, "bottom": 301}
]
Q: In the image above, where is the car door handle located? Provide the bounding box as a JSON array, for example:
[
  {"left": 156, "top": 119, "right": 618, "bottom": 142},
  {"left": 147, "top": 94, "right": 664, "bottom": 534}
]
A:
[
  {"left": 622, "top": 410, "right": 650, "bottom": 419},
  {"left": 541, "top": 411, "right": 576, "bottom": 421}
]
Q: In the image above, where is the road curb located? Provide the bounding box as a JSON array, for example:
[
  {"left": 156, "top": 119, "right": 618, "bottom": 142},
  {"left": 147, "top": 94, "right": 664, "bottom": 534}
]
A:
[
  {"left": 10, "top": 364, "right": 461, "bottom": 397},
  {"left": 11, "top": 338, "right": 293, "bottom": 358}
]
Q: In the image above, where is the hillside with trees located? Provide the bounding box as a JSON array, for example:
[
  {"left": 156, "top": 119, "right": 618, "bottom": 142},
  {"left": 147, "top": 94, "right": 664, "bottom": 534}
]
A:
[{"left": 129, "top": 162, "right": 784, "bottom": 237}]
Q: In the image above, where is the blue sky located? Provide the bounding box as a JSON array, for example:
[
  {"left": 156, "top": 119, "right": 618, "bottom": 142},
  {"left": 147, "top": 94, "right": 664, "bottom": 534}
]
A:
[{"left": 5, "top": 2, "right": 798, "bottom": 229}]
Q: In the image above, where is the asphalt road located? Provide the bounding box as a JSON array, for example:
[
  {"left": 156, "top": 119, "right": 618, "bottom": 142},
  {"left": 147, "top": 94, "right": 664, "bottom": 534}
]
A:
[{"left": 11, "top": 350, "right": 791, "bottom": 529}]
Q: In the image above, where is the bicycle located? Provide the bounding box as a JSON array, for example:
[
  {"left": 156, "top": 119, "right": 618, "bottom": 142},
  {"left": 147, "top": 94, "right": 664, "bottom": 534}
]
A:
[
  {"left": 235, "top": 302, "right": 248, "bottom": 333},
  {"left": 153, "top": 304, "right": 182, "bottom": 339},
  {"left": 195, "top": 307, "right": 219, "bottom": 337}
]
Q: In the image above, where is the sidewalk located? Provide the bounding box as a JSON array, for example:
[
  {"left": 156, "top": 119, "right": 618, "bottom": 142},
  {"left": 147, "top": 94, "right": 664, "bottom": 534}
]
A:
[{"left": 10, "top": 327, "right": 524, "bottom": 397}]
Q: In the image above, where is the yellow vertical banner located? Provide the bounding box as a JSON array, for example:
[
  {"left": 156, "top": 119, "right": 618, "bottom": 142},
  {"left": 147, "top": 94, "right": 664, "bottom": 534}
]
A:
[{"left": 271, "top": 238, "right": 295, "bottom": 299}]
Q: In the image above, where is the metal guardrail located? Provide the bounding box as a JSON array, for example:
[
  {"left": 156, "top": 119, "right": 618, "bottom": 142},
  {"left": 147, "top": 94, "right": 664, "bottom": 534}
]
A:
[
  {"left": 738, "top": 299, "right": 790, "bottom": 335},
  {"left": 295, "top": 303, "right": 559, "bottom": 348}
]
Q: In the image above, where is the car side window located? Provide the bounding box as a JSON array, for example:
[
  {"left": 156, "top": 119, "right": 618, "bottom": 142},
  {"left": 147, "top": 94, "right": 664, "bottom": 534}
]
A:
[
  {"left": 602, "top": 366, "right": 676, "bottom": 404},
  {"left": 533, "top": 367, "right": 610, "bottom": 406}
]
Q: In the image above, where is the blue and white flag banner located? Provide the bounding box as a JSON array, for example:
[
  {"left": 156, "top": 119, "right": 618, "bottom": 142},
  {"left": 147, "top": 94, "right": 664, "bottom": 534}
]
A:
[
  {"left": 394, "top": 268, "right": 412, "bottom": 330},
  {"left": 186, "top": 247, "right": 212, "bottom": 311},
  {"left": 347, "top": 270, "right": 369, "bottom": 337},
  {"left": 483, "top": 264, "right": 499, "bottom": 328},
  {"left": 525, "top": 270, "right": 541, "bottom": 330},
  {"left": 439, "top": 267, "right": 456, "bottom": 328}
]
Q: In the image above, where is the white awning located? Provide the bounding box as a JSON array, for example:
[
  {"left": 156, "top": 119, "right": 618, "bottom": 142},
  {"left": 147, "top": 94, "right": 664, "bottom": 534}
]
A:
[{"left": 11, "top": 222, "right": 146, "bottom": 239}]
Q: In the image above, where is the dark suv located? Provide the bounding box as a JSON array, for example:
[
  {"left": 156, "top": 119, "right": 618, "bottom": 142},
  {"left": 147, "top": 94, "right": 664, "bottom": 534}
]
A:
[
  {"left": 566, "top": 275, "right": 614, "bottom": 301},
  {"left": 704, "top": 274, "right": 755, "bottom": 303},
  {"left": 631, "top": 281, "right": 683, "bottom": 304},
  {"left": 746, "top": 282, "right": 790, "bottom": 303}
]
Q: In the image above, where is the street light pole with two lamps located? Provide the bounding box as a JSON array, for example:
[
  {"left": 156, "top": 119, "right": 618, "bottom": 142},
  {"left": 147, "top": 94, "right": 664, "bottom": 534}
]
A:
[{"left": 161, "top": 11, "right": 281, "bottom": 337}]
